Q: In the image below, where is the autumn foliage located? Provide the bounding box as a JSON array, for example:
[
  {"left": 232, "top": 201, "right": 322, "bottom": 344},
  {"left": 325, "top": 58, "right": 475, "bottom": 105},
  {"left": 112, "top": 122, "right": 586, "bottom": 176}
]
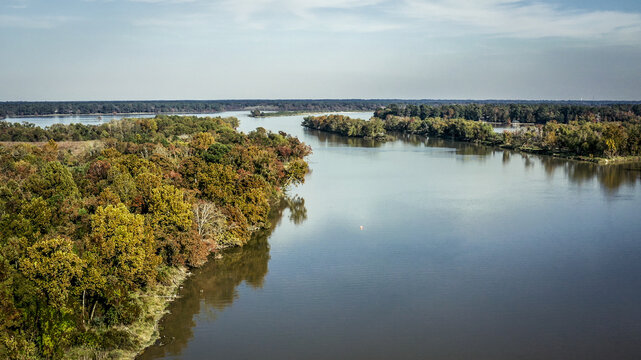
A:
[{"left": 0, "top": 116, "right": 310, "bottom": 358}]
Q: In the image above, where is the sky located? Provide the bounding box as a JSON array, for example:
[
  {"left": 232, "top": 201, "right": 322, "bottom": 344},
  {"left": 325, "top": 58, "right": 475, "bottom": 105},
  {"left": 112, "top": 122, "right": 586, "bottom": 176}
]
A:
[{"left": 1, "top": 0, "right": 640, "bottom": 101}]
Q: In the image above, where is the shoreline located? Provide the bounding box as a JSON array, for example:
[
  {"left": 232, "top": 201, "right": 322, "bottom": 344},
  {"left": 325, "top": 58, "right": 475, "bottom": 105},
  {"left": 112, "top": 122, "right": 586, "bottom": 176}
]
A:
[
  {"left": 2, "top": 109, "right": 376, "bottom": 120},
  {"left": 1, "top": 111, "right": 223, "bottom": 119},
  {"left": 63, "top": 195, "right": 287, "bottom": 360},
  {"left": 495, "top": 143, "right": 641, "bottom": 165},
  {"left": 67, "top": 267, "right": 190, "bottom": 360},
  {"left": 129, "top": 193, "right": 287, "bottom": 359},
  {"left": 302, "top": 123, "right": 641, "bottom": 166},
  {"left": 250, "top": 111, "right": 324, "bottom": 118},
  {"left": 250, "top": 110, "right": 378, "bottom": 119}
]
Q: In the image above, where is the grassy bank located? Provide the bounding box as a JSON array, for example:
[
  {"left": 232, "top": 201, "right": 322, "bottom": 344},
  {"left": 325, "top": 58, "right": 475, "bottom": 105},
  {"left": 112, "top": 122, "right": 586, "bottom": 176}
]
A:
[{"left": 66, "top": 267, "right": 189, "bottom": 360}]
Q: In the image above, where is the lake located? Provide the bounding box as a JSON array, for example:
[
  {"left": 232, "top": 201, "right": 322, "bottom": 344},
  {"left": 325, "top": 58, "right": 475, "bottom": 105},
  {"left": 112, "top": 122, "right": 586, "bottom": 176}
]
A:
[
  {"left": 2, "top": 114, "right": 157, "bottom": 127},
  {"left": 15, "top": 111, "right": 641, "bottom": 359}
]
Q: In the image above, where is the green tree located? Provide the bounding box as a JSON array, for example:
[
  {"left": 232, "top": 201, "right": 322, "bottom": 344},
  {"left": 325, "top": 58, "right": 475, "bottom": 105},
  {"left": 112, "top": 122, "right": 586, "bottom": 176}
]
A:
[
  {"left": 27, "top": 161, "right": 78, "bottom": 203},
  {"left": 190, "top": 132, "right": 216, "bottom": 151},
  {"left": 148, "top": 185, "right": 192, "bottom": 230},
  {"left": 133, "top": 172, "right": 162, "bottom": 212},
  {"left": 86, "top": 204, "right": 159, "bottom": 301},
  {"left": 20, "top": 237, "right": 83, "bottom": 309},
  {"left": 20, "top": 237, "right": 83, "bottom": 358},
  {"left": 284, "top": 158, "right": 309, "bottom": 186},
  {"left": 197, "top": 163, "right": 239, "bottom": 205},
  {"left": 21, "top": 197, "right": 52, "bottom": 235}
]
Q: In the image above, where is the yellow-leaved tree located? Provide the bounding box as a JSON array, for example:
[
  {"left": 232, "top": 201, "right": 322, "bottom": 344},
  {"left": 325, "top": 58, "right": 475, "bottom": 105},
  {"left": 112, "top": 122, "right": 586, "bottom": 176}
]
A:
[
  {"left": 21, "top": 237, "right": 83, "bottom": 309},
  {"left": 85, "top": 204, "right": 159, "bottom": 309},
  {"left": 20, "top": 237, "right": 83, "bottom": 357}
]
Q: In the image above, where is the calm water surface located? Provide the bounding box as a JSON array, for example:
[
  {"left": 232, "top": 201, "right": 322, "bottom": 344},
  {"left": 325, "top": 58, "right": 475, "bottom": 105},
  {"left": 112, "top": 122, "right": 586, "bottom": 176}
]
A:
[
  {"left": 3, "top": 114, "right": 157, "bottom": 127},
  {"left": 16, "top": 111, "right": 641, "bottom": 359}
]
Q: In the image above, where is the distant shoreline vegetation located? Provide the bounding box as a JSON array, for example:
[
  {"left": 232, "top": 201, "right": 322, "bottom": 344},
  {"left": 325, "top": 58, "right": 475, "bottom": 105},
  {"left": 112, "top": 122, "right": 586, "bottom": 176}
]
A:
[
  {"left": 302, "top": 110, "right": 641, "bottom": 164},
  {"left": 374, "top": 103, "right": 641, "bottom": 125},
  {"left": 3, "top": 100, "right": 641, "bottom": 119},
  {"left": 3, "top": 112, "right": 160, "bottom": 119},
  {"left": 249, "top": 110, "right": 323, "bottom": 118},
  {"left": 0, "top": 100, "right": 385, "bottom": 118}
]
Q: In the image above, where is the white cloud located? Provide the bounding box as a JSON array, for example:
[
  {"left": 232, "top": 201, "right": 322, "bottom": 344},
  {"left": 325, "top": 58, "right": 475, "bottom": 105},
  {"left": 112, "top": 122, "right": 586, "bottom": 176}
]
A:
[
  {"left": 217, "top": 0, "right": 392, "bottom": 30},
  {"left": 125, "top": 0, "right": 641, "bottom": 40},
  {"left": 131, "top": 0, "right": 399, "bottom": 32},
  {"left": 401, "top": 0, "right": 641, "bottom": 40}
]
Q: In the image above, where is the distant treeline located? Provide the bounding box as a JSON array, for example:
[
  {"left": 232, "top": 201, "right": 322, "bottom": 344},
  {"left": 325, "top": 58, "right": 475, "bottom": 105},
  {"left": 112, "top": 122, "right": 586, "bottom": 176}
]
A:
[
  {"left": 0, "top": 100, "right": 385, "bottom": 117},
  {"left": 3, "top": 99, "right": 641, "bottom": 118},
  {"left": 374, "top": 103, "right": 641, "bottom": 124},
  {"left": 303, "top": 114, "right": 641, "bottom": 161}
]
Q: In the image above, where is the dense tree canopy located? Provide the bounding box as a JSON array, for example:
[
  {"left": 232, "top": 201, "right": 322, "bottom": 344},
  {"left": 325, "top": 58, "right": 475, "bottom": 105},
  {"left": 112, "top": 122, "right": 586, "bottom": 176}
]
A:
[
  {"left": 302, "top": 115, "right": 387, "bottom": 140},
  {"left": 0, "top": 116, "right": 311, "bottom": 359},
  {"left": 0, "top": 115, "right": 239, "bottom": 142},
  {"left": 374, "top": 103, "right": 641, "bottom": 125}
]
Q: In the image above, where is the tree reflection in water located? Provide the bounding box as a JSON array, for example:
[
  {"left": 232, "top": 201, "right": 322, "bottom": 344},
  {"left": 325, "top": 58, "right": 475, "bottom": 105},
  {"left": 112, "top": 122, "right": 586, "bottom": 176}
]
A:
[
  {"left": 424, "top": 136, "right": 640, "bottom": 193},
  {"left": 424, "top": 137, "right": 493, "bottom": 158},
  {"left": 306, "top": 129, "right": 641, "bottom": 194},
  {"left": 539, "top": 156, "right": 641, "bottom": 194},
  {"left": 304, "top": 128, "right": 383, "bottom": 148},
  {"left": 502, "top": 151, "right": 511, "bottom": 164},
  {"left": 277, "top": 195, "right": 307, "bottom": 225},
  {"left": 137, "top": 194, "right": 307, "bottom": 360}
]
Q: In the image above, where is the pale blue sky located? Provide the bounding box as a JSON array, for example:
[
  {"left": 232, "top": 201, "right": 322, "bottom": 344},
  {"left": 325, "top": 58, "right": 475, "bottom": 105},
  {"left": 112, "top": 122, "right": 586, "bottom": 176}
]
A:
[{"left": 1, "top": 0, "right": 640, "bottom": 100}]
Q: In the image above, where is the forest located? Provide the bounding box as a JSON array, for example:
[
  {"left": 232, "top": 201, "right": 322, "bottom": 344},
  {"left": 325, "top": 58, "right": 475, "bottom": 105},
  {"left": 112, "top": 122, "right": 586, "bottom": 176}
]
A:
[
  {"left": 0, "top": 116, "right": 311, "bottom": 359},
  {"left": 374, "top": 103, "right": 641, "bottom": 124},
  {"left": 0, "top": 100, "right": 386, "bottom": 118},
  {"left": 303, "top": 114, "right": 641, "bottom": 161},
  {"left": 3, "top": 100, "right": 640, "bottom": 119}
]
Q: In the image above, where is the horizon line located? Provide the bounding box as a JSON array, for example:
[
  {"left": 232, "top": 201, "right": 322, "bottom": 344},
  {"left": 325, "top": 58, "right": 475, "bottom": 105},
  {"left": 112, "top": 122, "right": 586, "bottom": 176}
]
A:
[{"left": 2, "top": 99, "right": 641, "bottom": 103}]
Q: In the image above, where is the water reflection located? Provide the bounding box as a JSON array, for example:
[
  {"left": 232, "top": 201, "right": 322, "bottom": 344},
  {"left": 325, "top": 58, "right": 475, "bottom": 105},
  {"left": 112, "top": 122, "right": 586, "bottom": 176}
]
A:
[
  {"left": 138, "top": 194, "right": 307, "bottom": 359},
  {"left": 308, "top": 130, "right": 496, "bottom": 159},
  {"left": 425, "top": 137, "right": 494, "bottom": 158},
  {"left": 305, "top": 129, "right": 641, "bottom": 193},
  {"left": 538, "top": 156, "right": 641, "bottom": 193},
  {"left": 502, "top": 151, "right": 511, "bottom": 164},
  {"left": 4, "top": 114, "right": 157, "bottom": 128},
  {"left": 523, "top": 153, "right": 535, "bottom": 168},
  {"left": 278, "top": 195, "right": 307, "bottom": 225},
  {"left": 304, "top": 129, "right": 383, "bottom": 148}
]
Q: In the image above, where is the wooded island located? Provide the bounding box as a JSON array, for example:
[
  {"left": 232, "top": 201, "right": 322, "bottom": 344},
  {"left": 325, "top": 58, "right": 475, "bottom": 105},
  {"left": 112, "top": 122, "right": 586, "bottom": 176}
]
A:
[{"left": 303, "top": 105, "right": 641, "bottom": 162}]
